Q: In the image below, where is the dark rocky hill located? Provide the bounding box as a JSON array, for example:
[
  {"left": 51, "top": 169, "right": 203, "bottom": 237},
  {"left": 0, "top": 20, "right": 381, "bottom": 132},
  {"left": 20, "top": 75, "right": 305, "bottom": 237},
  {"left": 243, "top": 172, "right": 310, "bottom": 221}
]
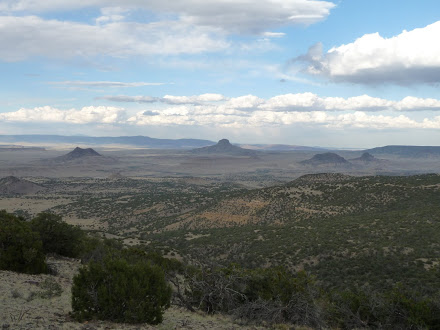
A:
[
  {"left": 40, "top": 147, "right": 119, "bottom": 165},
  {"left": 53, "top": 147, "right": 102, "bottom": 162},
  {"left": 300, "top": 152, "right": 350, "bottom": 165},
  {"left": 350, "top": 152, "right": 379, "bottom": 162},
  {"left": 0, "top": 176, "right": 44, "bottom": 194},
  {"left": 190, "top": 139, "right": 257, "bottom": 157}
]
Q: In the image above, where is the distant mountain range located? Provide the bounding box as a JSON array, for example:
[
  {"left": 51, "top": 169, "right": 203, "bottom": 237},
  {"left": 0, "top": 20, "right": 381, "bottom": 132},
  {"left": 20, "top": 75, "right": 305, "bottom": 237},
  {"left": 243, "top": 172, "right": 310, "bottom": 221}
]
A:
[
  {"left": 0, "top": 135, "right": 214, "bottom": 149},
  {"left": 0, "top": 135, "right": 325, "bottom": 151},
  {"left": 1, "top": 135, "right": 440, "bottom": 156},
  {"left": 238, "top": 144, "right": 326, "bottom": 151},
  {"left": 0, "top": 145, "right": 46, "bottom": 151},
  {"left": 366, "top": 145, "right": 440, "bottom": 157}
]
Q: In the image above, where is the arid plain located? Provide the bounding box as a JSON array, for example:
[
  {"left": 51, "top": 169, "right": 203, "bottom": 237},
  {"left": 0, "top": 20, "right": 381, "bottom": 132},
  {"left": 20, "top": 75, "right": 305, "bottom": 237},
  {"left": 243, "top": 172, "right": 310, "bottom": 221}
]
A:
[
  {"left": 2, "top": 140, "right": 440, "bottom": 241},
  {"left": 2, "top": 140, "right": 440, "bottom": 328}
]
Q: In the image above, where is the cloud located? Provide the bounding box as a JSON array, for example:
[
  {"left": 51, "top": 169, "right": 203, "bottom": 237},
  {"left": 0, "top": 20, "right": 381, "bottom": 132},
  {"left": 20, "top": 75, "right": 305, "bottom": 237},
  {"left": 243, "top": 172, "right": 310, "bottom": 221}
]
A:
[
  {"left": 99, "top": 93, "right": 227, "bottom": 105},
  {"left": 395, "top": 96, "right": 440, "bottom": 111},
  {"left": 162, "top": 94, "right": 227, "bottom": 104},
  {"left": 103, "top": 92, "right": 440, "bottom": 112},
  {"left": 99, "top": 96, "right": 160, "bottom": 103},
  {"left": 127, "top": 106, "right": 196, "bottom": 126},
  {"left": 128, "top": 107, "right": 440, "bottom": 130},
  {"left": 123, "top": 93, "right": 440, "bottom": 129},
  {"left": 142, "top": 111, "right": 160, "bottom": 116},
  {"left": 225, "top": 95, "right": 265, "bottom": 109},
  {"left": 262, "top": 32, "right": 286, "bottom": 38},
  {"left": 96, "top": 6, "right": 128, "bottom": 25},
  {"left": 0, "top": 16, "right": 229, "bottom": 61},
  {"left": 0, "top": 0, "right": 335, "bottom": 34},
  {"left": 294, "top": 21, "right": 440, "bottom": 85},
  {"left": 0, "top": 106, "right": 126, "bottom": 124},
  {"left": 261, "top": 93, "right": 395, "bottom": 112},
  {"left": 49, "top": 81, "right": 166, "bottom": 88},
  {"left": 4, "top": 93, "right": 440, "bottom": 130}
]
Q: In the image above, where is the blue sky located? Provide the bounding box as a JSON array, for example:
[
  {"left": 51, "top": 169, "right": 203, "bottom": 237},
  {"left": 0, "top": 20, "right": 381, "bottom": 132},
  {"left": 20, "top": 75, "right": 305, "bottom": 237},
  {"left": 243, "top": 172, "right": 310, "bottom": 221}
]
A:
[{"left": 1, "top": 0, "right": 440, "bottom": 147}]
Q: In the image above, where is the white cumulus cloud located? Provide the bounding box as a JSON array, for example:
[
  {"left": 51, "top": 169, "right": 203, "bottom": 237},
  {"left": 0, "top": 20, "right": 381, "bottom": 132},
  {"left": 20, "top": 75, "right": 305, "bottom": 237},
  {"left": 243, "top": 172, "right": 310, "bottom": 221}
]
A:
[
  {"left": 395, "top": 96, "right": 440, "bottom": 111},
  {"left": 4, "top": 93, "right": 440, "bottom": 130},
  {"left": 124, "top": 92, "right": 440, "bottom": 129},
  {"left": 295, "top": 21, "right": 440, "bottom": 84},
  {"left": 127, "top": 107, "right": 440, "bottom": 130},
  {"left": 0, "top": 106, "right": 126, "bottom": 124},
  {"left": 104, "top": 92, "right": 440, "bottom": 112},
  {"left": 226, "top": 95, "right": 265, "bottom": 109}
]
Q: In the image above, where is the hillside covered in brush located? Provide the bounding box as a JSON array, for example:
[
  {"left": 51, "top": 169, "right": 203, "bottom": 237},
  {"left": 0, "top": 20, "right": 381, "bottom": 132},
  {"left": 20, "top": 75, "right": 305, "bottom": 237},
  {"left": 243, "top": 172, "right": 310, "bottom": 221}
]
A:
[
  {"left": 142, "top": 173, "right": 440, "bottom": 292},
  {"left": 29, "top": 173, "right": 440, "bottom": 294},
  {"left": 2, "top": 173, "right": 440, "bottom": 328}
]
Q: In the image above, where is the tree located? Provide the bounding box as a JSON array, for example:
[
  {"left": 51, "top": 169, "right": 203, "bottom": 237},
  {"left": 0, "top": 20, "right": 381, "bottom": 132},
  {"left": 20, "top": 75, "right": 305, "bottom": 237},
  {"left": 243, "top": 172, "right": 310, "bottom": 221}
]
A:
[
  {"left": 30, "top": 212, "right": 85, "bottom": 258},
  {"left": 0, "top": 210, "right": 47, "bottom": 274},
  {"left": 71, "top": 257, "right": 172, "bottom": 324}
]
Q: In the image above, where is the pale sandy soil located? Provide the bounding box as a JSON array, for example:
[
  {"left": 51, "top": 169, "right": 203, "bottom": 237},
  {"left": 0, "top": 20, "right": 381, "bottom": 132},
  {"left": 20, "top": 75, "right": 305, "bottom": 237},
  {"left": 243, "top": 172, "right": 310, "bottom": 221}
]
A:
[
  {"left": 0, "top": 257, "right": 265, "bottom": 330},
  {"left": 0, "top": 197, "right": 72, "bottom": 216}
]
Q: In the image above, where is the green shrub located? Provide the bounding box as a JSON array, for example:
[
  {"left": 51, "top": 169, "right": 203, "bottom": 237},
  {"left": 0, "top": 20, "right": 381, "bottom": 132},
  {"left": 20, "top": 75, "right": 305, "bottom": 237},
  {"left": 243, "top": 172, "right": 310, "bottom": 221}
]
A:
[
  {"left": 326, "top": 284, "right": 440, "bottom": 329},
  {"left": 30, "top": 212, "right": 85, "bottom": 258},
  {"left": 71, "top": 257, "right": 171, "bottom": 324},
  {"left": 328, "top": 287, "right": 385, "bottom": 328},
  {"left": 0, "top": 210, "right": 47, "bottom": 274},
  {"left": 79, "top": 235, "right": 124, "bottom": 265},
  {"left": 384, "top": 284, "right": 435, "bottom": 329}
]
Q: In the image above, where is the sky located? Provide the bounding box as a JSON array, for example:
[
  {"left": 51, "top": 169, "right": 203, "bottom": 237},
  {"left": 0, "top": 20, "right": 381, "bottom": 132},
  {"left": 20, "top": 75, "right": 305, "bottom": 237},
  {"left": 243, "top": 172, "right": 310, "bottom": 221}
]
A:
[{"left": 1, "top": 0, "right": 440, "bottom": 147}]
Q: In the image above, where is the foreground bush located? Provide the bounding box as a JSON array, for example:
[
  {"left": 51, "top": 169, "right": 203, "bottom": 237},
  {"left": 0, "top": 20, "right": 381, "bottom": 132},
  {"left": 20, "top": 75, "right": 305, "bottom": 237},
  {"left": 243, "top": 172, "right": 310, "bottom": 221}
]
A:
[
  {"left": 30, "top": 212, "right": 85, "bottom": 258},
  {"left": 183, "top": 264, "right": 324, "bottom": 327},
  {"left": 179, "top": 262, "right": 440, "bottom": 328},
  {"left": 71, "top": 257, "right": 172, "bottom": 324},
  {"left": 238, "top": 268, "right": 323, "bottom": 327},
  {"left": 328, "top": 284, "right": 440, "bottom": 329},
  {"left": 0, "top": 210, "right": 47, "bottom": 274}
]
